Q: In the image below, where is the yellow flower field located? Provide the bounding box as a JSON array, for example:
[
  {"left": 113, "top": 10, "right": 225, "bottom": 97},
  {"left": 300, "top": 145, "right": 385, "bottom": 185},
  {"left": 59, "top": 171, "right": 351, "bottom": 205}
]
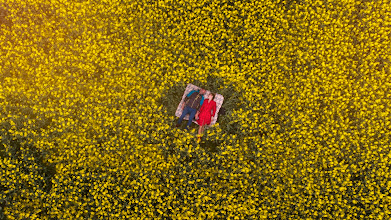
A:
[{"left": 1, "top": 0, "right": 391, "bottom": 219}]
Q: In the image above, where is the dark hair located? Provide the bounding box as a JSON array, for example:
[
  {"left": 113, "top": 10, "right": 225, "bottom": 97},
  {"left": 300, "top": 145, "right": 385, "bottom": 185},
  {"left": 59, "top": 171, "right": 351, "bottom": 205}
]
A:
[{"left": 209, "top": 93, "right": 215, "bottom": 100}]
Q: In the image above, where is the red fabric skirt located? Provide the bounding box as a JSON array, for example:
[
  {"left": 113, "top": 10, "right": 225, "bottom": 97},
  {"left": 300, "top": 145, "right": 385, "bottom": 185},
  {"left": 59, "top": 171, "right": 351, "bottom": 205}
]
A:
[{"left": 197, "top": 111, "right": 212, "bottom": 126}]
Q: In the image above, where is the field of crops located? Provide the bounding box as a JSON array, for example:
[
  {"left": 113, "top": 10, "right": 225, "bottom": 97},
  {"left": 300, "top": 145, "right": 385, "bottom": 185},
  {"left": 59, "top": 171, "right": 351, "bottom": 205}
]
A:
[{"left": 1, "top": 0, "right": 391, "bottom": 219}]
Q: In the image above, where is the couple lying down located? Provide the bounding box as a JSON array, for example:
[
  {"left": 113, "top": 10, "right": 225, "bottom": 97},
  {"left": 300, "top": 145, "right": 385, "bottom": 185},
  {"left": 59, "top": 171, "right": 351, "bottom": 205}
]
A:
[{"left": 175, "top": 88, "right": 217, "bottom": 142}]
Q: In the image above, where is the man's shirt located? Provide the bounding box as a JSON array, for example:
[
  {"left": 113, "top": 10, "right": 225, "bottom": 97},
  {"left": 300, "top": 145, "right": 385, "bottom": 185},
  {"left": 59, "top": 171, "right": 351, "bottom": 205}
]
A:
[{"left": 186, "top": 89, "right": 204, "bottom": 108}]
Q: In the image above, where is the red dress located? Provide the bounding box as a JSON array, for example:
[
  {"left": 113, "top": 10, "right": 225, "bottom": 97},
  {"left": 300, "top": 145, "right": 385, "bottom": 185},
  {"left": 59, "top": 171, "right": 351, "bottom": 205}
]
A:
[{"left": 196, "top": 100, "right": 217, "bottom": 126}]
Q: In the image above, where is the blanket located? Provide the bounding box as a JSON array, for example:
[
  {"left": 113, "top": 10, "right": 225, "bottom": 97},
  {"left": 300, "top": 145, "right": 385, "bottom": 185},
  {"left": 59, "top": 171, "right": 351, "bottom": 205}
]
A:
[{"left": 175, "top": 83, "right": 224, "bottom": 126}]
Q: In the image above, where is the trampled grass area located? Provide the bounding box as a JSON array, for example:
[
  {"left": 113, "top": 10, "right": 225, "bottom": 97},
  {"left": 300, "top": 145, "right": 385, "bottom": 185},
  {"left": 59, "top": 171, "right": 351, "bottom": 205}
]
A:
[{"left": 1, "top": 0, "right": 391, "bottom": 219}]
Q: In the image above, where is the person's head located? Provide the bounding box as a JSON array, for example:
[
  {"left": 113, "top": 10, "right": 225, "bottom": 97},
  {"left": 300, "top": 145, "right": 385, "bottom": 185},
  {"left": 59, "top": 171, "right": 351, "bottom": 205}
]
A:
[
  {"left": 199, "top": 89, "right": 206, "bottom": 95},
  {"left": 208, "top": 93, "right": 215, "bottom": 100}
]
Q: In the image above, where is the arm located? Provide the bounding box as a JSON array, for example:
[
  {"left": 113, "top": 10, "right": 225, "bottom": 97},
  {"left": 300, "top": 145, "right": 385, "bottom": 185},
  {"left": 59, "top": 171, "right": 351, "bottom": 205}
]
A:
[
  {"left": 197, "top": 96, "right": 204, "bottom": 111},
  {"left": 212, "top": 101, "right": 216, "bottom": 117},
  {"left": 184, "top": 90, "right": 196, "bottom": 103},
  {"left": 200, "top": 95, "right": 204, "bottom": 106},
  {"left": 187, "top": 90, "right": 196, "bottom": 97},
  {"left": 199, "top": 102, "right": 205, "bottom": 112}
]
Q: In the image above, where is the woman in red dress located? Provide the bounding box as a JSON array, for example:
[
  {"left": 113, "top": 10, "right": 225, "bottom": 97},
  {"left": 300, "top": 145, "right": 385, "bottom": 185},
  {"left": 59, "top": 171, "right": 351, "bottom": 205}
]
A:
[{"left": 196, "top": 93, "right": 216, "bottom": 142}]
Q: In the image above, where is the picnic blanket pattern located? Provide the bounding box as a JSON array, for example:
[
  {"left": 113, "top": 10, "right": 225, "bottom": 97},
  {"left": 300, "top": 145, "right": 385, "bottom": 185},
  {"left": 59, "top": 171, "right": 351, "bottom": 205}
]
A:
[{"left": 175, "top": 83, "right": 224, "bottom": 126}]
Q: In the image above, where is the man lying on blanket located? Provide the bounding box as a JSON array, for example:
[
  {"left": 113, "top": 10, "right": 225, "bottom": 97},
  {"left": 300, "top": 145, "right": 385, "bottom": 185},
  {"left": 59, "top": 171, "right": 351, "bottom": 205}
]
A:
[{"left": 175, "top": 88, "right": 206, "bottom": 130}]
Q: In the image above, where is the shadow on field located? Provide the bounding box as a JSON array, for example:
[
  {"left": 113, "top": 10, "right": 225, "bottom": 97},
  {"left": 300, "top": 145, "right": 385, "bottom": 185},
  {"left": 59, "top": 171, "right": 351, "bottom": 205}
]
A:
[
  {"left": 199, "top": 139, "right": 222, "bottom": 153},
  {"left": 0, "top": 132, "right": 56, "bottom": 218}
]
